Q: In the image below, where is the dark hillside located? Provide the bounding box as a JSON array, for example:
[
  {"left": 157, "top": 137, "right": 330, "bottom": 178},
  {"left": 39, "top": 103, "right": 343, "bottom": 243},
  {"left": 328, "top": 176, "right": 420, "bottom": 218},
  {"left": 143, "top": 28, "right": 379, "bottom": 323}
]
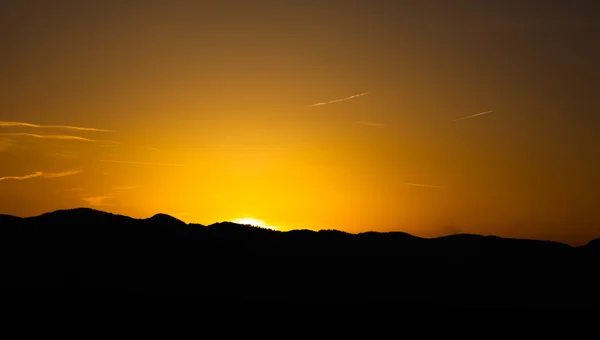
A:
[{"left": 0, "top": 208, "right": 598, "bottom": 313}]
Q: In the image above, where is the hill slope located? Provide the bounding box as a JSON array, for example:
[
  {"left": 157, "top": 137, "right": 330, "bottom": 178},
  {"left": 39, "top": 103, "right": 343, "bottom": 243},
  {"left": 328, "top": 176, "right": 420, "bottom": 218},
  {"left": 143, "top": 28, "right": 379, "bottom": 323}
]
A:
[{"left": 0, "top": 208, "right": 598, "bottom": 311}]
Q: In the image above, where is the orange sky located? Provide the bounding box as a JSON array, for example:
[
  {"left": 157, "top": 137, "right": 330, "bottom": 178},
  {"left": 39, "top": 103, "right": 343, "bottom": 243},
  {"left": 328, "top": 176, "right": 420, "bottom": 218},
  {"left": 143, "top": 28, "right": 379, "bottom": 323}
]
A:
[{"left": 1, "top": 1, "right": 599, "bottom": 245}]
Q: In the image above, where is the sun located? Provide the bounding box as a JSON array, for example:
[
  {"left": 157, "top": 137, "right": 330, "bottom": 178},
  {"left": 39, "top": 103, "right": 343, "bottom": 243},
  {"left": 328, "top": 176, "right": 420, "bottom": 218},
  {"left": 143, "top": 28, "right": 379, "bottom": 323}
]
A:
[
  {"left": 232, "top": 218, "right": 266, "bottom": 227},
  {"left": 232, "top": 217, "right": 277, "bottom": 230}
]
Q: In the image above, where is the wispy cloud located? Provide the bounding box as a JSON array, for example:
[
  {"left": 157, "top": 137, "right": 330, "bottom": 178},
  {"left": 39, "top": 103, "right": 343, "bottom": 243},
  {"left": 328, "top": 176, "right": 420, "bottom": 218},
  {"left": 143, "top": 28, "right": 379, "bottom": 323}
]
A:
[
  {"left": 0, "top": 170, "right": 82, "bottom": 182},
  {"left": 310, "top": 92, "right": 370, "bottom": 107},
  {"left": 453, "top": 110, "right": 493, "bottom": 122},
  {"left": 403, "top": 182, "right": 443, "bottom": 189},
  {"left": 44, "top": 170, "right": 83, "bottom": 178},
  {"left": 99, "top": 159, "right": 186, "bottom": 167},
  {"left": 355, "top": 121, "right": 386, "bottom": 128},
  {"left": 0, "top": 133, "right": 120, "bottom": 145},
  {"left": 0, "top": 171, "right": 44, "bottom": 181},
  {"left": 81, "top": 195, "right": 114, "bottom": 207},
  {"left": 0, "top": 121, "right": 114, "bottom": 132},
  {"left": 0, "top": 132, "right": 96, "bottom": 142}
]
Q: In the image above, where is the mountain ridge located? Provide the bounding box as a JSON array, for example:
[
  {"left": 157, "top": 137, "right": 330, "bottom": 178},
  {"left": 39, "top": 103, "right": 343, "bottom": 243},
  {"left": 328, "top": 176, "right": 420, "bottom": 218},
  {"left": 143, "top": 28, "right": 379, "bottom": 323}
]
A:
[
  {"left": 1, "top": 207, "right": 596, "bottom": 247},
  {"left": 0, "top": 207, "right": 599, "bottom": 309}
]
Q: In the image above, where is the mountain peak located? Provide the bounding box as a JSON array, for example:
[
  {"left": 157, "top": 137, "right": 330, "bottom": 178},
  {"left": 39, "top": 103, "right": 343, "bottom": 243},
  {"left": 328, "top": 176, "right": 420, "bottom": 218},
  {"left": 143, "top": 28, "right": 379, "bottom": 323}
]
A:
[
  {"left": 23, "top": 208, "right": 134, "bottom": 227},
  {"left": 148, "top": 213, "right": 185, "bottom": 225}
]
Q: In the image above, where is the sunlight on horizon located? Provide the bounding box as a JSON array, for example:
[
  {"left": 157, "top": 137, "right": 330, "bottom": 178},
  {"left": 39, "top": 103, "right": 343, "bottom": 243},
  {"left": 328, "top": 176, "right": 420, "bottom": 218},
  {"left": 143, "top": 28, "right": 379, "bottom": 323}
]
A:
[
  {"left": 232, "top": 217, "right": 278, "bottom": 230},
  {"left": 1, "top": 1, "right": 598, "bottom": 247}
]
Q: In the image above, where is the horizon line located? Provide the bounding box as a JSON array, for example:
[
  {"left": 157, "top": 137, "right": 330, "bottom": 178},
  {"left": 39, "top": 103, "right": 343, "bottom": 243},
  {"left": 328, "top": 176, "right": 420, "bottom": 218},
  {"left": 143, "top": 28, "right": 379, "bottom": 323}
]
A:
[{"left": 0, "top": 207, "right": 593, "bottom": 247}]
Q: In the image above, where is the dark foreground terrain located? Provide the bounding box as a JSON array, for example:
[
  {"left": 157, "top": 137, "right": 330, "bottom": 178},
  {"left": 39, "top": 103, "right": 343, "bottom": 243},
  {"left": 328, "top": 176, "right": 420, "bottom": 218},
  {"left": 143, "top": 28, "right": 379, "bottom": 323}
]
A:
[{"left": 1, "top": 208, "right": 599, "bottom": 319}]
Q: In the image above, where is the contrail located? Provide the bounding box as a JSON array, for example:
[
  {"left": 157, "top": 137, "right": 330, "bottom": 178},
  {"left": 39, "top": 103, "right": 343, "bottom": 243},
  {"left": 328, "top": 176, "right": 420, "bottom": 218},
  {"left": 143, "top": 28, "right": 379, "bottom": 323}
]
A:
[
  {"left": 403, "top": 182, "right": 443, "bottom": 189},
  {"left": 453, "top": 110, "right": 493, "bottom": 122},
  {"left": 0, "top": 121, "right": 114, "bottom": 132},
  {"left": 310, "top": 92, "right": 370, "bottom": 107},
  {"left": 0, "top": 132, "right": 96, "bottom": 142},
  {"left": 0, "top": 170, "right": 82, "bottom": 181},
  {"left": 0, "top": 171, "right": 44, "bottom": 181},
  {"left": 99, "top": 160, "right": 186, "bottom": 167},
  {"left": 43, "top": 170, "right": 83, "bottom": 178},
  {"left": 0, "top": 132, "right": 119, "bottom": 144}
]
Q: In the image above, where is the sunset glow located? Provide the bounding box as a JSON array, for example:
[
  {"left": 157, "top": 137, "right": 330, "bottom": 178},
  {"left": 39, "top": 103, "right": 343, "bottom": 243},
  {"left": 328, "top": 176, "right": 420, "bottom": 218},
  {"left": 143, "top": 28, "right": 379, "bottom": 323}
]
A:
[
  {"left": 1, "top": 1, "right": 598, "bottom": 246},
  {"left": 232, "top": 218, "right": 267, "bottom": 228}
]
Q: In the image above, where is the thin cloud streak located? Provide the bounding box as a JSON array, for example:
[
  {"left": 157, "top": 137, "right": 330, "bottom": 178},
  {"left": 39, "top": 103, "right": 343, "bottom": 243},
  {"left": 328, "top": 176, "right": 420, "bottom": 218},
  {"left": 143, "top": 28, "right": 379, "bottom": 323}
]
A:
[
  {"left": 0, "top": 121, "right": 115, "bottom": 132},
  {"left": 310, "top": 92, "right": 370, "bottom": 107},
  {"left": 0, "top": 132, "right": 96, "bottom": 142},
  {"left": 453, "top": 110, "right": 493, "bottom": 122},
  {"left": 0, "top": 170, "right": 81, "bottom": 181},
  {"left": 0, "top": 171, "right": 44, "bottom": 181},
  {"left": 0, "top": 132, "right": 120, "bottom": 145},
  {"left": 403, "top": 182, "right": 444, "bottom": 189},
  {"left": 99, "top": 159, "right": 186, "bottom": 167},
  {"left": 44, "top": 170, "right": 83, "bottom": 178}
]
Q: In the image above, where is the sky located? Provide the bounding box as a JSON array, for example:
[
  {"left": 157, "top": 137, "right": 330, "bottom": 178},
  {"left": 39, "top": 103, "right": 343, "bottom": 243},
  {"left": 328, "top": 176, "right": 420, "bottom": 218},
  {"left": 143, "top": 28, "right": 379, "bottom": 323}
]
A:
[{"left": 1, "top": 0, "right": 599, "bottom": 245}]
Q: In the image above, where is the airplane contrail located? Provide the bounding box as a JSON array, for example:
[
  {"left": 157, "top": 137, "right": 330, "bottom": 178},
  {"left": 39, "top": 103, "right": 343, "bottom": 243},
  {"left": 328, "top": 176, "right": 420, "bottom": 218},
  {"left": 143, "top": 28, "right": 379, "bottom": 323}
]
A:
[
  {"left": 310, "top": 92, "right": 370, "bottom": 107},
  {"left": 0, "top": 132, "right": 96, "bottom": 142},
  {"left": 43, "top": 170, "right": 83, "bottom": 178},
  {"left": 0, "top": 171, "right": 44, "bottom": 181},
  {"left": 453, "top": 110, "right": 493, "bottom": 122},
  {"left": 0, "top": 132, "right": 119, "bottom": 145},
  {"left": 0, "top": 170, "right": 82, "bottom": 181},
  {"left": 0, "top": 121, "right": 115, "bottom": 132}
]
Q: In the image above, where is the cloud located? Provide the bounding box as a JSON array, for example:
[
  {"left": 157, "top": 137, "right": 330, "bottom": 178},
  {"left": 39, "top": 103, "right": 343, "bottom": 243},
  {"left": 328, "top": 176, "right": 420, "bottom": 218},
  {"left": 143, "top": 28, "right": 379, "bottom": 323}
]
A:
[
  {"left": 310, "top": 92, "right": 370, "bottom": 107},
  {"left": 0, "top": 170, "right": 82, "bottom": 182},
  {"left": 355, "top": 121, "right": 386, "bottom": 128},
  {"left": 43, "top": 170, "right": 83, "bottom": 178},
  {"left": 0, "top": 132, "right": 96, "bottom": 142},
  {"left": 81, "top": 195, "right": 114, "bottom": 207},
  {"left": 0, "top": 121, "right": 114, "bottom": 132},
  {"left": 453, "top": 110, "right": 493, "bottom": 122},
  {"left": 403, "top": 182, "right": 443, "bottom": 189},
  {"left": 0, "top": 171, "right": 44, "bottom": 181},
  {"left": 98, "top": 159, "right": 186, "bottom": 167},
  {"left": 0, "top": 133, "right": 120, "bottom": 146}
]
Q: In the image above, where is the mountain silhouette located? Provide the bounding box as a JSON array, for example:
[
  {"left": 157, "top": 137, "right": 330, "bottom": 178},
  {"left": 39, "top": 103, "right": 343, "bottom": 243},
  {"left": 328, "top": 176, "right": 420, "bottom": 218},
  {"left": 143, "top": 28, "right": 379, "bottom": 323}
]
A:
[{"left": 0, "top": 208, "right": 598, "bottom": 315}]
